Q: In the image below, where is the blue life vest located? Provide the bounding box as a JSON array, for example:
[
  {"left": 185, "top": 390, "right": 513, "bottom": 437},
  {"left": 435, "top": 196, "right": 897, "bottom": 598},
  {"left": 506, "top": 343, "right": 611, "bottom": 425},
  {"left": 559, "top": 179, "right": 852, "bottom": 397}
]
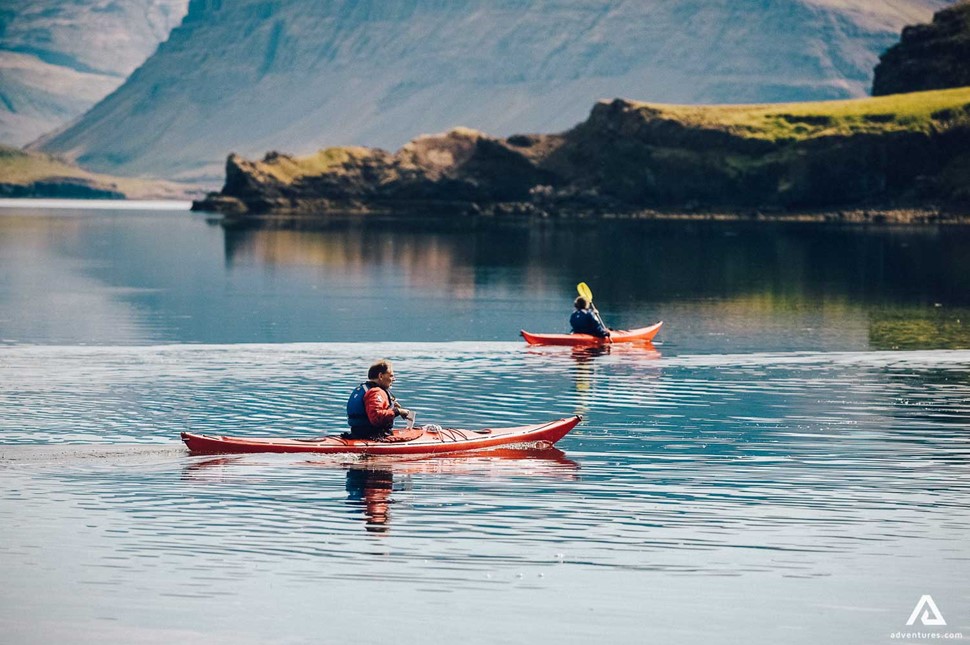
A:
[{"left": 346, "top": 382, "right": 373, "bottom": 427}]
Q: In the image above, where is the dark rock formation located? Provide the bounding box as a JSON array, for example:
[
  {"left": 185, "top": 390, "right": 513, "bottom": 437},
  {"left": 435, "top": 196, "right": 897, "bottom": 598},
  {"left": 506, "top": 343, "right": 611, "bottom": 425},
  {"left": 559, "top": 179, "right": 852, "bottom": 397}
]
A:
[
  {"left": 873, "top": 1, "right": 970, "bottom": 96},
  {"left": 197, "top": 129, "right": 563, "bottom": 214}
]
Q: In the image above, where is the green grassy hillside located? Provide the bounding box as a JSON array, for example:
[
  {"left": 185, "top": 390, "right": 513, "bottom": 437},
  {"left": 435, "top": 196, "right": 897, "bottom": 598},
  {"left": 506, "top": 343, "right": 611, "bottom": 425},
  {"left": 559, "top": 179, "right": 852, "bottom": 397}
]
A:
[
  {"left": 0, "top": 145, "right": 99, "bottom": 182},
  {"left": 617, "top": 86, "right": 970, "bottom": 141},
  {"left": 0, "top": 145, "right": 196, "bottom": 199}
]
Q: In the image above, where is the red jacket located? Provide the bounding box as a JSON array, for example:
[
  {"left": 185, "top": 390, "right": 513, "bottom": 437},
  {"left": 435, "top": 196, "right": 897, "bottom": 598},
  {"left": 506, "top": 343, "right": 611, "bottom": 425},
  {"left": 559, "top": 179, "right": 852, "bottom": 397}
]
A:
[{"left": 364, "top": 386, "right": 396, "bottom": 429}]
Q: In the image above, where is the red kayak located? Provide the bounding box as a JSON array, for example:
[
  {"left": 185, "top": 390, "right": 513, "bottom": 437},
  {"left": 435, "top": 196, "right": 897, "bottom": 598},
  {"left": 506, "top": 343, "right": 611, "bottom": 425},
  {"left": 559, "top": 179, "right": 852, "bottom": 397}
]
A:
[
  {"left": 521, "top": 321, "right": 663, "bottom": 346},
  {"left": 181, "top": 415, "right": 581, "bottom": 455}
]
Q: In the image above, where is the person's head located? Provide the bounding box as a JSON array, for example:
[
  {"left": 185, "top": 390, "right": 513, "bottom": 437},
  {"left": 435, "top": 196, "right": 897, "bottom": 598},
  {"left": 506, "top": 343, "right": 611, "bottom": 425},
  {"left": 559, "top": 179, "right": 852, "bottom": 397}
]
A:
[
  {"left": 368, "top": 359, "right": 395, "bottom": 388},
  {"left": 574, "top": 296, "right": 588, "bottom": 310}
]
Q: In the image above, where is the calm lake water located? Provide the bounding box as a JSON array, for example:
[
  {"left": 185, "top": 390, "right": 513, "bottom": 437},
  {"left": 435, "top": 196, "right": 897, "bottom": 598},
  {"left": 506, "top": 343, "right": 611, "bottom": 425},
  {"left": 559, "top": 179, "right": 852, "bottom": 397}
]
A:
[{"left": 1, "top": 203, "right": 968, "bottom": 644}]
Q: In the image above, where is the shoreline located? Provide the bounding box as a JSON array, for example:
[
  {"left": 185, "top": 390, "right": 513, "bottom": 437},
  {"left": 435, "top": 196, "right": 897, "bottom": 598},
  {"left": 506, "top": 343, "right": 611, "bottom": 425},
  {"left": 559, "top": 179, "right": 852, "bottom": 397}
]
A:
[
  {"left": 198, "top": 201, "right": 970, "bottom": 226},
  {"left": 0, "top": 197, "right": 194, "bottom": 210},
  {"left": 600, "top": 207, "right": 969, "bottom": 225}
]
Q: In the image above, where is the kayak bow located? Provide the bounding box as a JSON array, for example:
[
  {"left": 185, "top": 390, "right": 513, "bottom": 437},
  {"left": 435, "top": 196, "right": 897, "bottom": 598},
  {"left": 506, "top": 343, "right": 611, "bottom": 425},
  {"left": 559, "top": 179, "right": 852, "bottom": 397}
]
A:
[
  {"left": 181, "top": 415, "right": 581, "bottom": 455},
  {"left": 520, "top": 321, "right": 662, "bottom": 346}
]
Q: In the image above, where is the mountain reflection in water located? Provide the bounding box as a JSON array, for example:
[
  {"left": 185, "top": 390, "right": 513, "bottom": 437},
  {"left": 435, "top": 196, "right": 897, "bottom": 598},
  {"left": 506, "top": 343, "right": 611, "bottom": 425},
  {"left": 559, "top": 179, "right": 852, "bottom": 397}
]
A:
[{"left": 0, "top": 209, "right": 967, "bottom": 348}]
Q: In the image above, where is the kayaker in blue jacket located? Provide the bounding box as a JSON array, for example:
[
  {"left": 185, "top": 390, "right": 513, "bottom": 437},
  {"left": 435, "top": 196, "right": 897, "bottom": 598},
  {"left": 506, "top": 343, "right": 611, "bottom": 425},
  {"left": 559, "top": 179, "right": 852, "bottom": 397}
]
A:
[
  {"left": 570, "top": 297, "right": 611, "bottom": 338},
  {"left": 346, "top": 360, "right": 412, "bottom": 440}
]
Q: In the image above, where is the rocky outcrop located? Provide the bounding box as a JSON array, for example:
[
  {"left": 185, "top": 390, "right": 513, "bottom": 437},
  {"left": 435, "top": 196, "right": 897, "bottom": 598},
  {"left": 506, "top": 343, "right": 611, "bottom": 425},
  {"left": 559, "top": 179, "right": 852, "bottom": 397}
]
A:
[
  {"left": 540, "top": 98, "right": 970, "bottom": 211},
  {"left": 873, "top": 1, "right": 970, "bottom": 96},
  {"left": 35, "top": 0, "right": 948, "bottom": 181},
  {"left": 193, "top": 90, "right": 970, "bottom": 217},
  {"left": 196, "top": 129, "right": 563, "bottom": 214}
]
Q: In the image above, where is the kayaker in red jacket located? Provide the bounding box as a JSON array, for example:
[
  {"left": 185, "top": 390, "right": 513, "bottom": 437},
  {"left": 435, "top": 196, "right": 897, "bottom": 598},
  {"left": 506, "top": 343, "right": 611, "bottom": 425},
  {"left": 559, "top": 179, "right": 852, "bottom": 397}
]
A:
[{"left": 346, "top": 360, "right": 412, "bottom": 439}]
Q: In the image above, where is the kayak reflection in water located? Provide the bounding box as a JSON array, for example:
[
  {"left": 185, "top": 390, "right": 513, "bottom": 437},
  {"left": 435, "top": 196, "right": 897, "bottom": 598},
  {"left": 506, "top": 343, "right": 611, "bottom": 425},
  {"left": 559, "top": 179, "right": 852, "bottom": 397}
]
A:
[
  {"left": 570, "top": 297, "right": 611, "bottom": 339},
  {"left": 345, "top": 359, "right": 412, "bottom": 440},
  {"left": 345, "top": 467, "right": 394, "bottom": 534},
  {"left": 570, "top": 345, "right": 609, "bottom": 417}
]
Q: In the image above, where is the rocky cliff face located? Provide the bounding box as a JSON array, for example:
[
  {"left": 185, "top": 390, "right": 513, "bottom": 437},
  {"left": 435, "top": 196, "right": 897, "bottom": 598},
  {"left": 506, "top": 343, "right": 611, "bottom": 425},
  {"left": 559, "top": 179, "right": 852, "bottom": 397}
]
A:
[
  {"left": 872, "top": 0, "right": 970, "bottom": 96},
  {"left": 34, "top": 0, "right": 947, "bottom": 182},
  {"left": 201, "top": 128, "right": 564, "bottom": 214},
  {"left": 546, "top": 98, "right": 970, "bottom": 211},
  {"left": 0, "top": 0, "right": 189, "bottom": 146},
  {"left": 194, "top": 88, "right": 970, "bottom": 217}
]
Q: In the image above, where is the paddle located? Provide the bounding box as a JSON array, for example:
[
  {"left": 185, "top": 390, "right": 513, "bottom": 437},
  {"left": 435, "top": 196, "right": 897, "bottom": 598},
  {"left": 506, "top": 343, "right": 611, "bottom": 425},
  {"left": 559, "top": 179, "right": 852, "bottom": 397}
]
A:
[
  {"left": 389, "top": 393, "right": 416, "bottom": 429},
  {"left": 392, "top": 404, "right": 417, "bottom": 430},
  {"left": 576, "top": 282, "right": 612, "bottom": 342}
]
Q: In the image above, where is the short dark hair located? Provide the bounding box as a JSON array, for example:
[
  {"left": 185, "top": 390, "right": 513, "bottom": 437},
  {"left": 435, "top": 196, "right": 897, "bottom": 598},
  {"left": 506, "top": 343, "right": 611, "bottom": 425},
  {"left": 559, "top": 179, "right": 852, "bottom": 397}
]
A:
[
  {"left": 368, "top": 360, "right": 392, "bottom": 380},
  {"left": 574, "top": 296, "right": 588, "bottom": 310}
]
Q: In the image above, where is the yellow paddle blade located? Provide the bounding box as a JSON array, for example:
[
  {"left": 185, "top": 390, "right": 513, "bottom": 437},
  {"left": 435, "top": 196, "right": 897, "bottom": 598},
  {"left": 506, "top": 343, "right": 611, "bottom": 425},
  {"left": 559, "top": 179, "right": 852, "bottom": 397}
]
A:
[{"left": 577, "top": 282, "right": 593, "bottom": 303}]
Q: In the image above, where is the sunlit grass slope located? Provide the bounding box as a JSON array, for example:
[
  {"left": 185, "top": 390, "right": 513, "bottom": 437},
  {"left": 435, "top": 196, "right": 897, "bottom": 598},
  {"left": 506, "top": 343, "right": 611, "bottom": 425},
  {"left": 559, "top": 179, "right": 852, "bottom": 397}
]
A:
[
  {"left": 0, "top": 145, "right": 196, "bottom": 199},
  {"left": 628, "top": 86, "right": 970, "bottom": 141},
  {"left": 0, "top": 145, "right": 96, "bottom": 183},
  {"left": 251, "top": 148, "right": 378, "bottom": 184}
]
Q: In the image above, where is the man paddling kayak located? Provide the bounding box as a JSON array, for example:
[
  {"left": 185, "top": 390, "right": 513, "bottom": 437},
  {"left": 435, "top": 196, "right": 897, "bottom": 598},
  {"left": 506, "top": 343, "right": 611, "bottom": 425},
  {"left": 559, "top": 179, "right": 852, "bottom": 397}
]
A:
[
  {"left": 570, "top": 296, "right": 611, "bottom": 339},
  {"left": 346, "top": 360, "right": 412, "bottom": 440}
]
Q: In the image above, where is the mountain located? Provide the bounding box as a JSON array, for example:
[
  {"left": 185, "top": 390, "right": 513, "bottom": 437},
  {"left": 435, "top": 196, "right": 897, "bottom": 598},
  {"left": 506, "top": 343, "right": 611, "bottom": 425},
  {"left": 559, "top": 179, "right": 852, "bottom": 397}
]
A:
[
  {"left": 34, "top": 0, "right": 949, "bottom": 182},
  {"left": 194, "top": 87, "right": 970, "bottom": 218},
  {"left": 0, "top": 0, "right": 189, "bottom": 146},
  {"left": 872, "top": 0, "right": 970, "bottom": 95}
]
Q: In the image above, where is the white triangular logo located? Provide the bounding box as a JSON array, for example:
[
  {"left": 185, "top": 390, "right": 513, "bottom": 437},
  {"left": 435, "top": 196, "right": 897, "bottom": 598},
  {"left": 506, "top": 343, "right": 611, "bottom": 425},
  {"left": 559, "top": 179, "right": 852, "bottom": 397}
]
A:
[{"left": 906, "top": 595, "right": 947, "bottom": 626}]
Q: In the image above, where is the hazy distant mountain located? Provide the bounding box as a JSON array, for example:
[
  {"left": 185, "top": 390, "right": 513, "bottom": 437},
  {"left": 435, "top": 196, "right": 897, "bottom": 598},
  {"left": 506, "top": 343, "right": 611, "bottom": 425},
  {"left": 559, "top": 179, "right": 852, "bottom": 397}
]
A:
[
  {"left": 34, "top": 0, "right": 950, "bottom": 182},
  {"left": 0, "top": 0, "right": 188, "bottom": 146}
]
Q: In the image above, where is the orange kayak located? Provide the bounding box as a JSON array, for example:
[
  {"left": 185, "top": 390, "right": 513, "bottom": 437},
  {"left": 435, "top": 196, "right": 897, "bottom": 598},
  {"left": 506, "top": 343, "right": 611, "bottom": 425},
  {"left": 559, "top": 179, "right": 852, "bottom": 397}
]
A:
[
  {"left": 520, "top": 321, "right": 663, "bottom": 346},
  {"left": 181, "top": 416, "right": 581, "bottom": 455}
]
